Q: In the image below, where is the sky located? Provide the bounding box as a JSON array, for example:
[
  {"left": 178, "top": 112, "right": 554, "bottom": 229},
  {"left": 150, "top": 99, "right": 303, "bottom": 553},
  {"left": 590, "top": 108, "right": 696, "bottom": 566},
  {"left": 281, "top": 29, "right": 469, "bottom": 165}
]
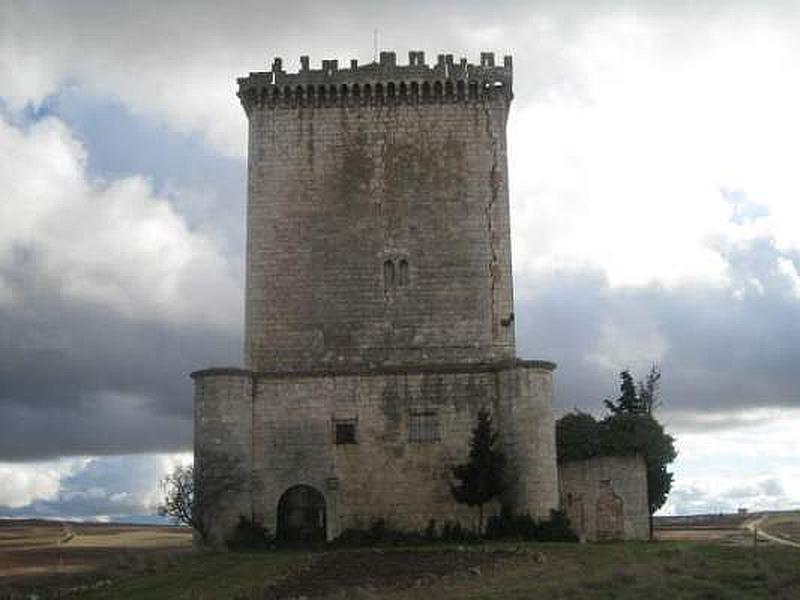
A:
[{"left": 1, "top": 0, "right": 799, "bottom": 521}]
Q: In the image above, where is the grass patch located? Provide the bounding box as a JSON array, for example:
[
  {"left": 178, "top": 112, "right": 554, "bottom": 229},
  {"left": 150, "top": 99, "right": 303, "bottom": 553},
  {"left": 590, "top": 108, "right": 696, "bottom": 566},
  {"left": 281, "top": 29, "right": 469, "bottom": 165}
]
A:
[
  {"left": 376, "top": 542, "right": 800, "bottom": 600},
  {"left": 75, "top": 551, "right": 309, "bottom": 599},
  {"left": 65, "top": 541, "right": 800, "bottom": 599},
  {"left": 3, "top": 521, "right": 798, "bottom": 600}
]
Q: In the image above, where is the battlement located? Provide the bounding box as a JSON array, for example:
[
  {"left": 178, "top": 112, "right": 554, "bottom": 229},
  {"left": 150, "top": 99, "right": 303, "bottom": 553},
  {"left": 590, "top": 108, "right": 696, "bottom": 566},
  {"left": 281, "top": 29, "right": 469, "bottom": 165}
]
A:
[{"left": 237, "top": 50, "right": 513, "bottom": 113}]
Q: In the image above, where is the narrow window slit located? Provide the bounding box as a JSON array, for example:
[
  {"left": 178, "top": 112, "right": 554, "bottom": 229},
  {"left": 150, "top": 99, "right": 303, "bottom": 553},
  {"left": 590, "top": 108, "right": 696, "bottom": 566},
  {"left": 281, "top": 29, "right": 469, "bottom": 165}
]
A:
[
  {"left": 383, "top": 259, "right": 395, "bottom": 292},
  {"left": 398, "top": 259, "right": 409, "bottom": 286}
]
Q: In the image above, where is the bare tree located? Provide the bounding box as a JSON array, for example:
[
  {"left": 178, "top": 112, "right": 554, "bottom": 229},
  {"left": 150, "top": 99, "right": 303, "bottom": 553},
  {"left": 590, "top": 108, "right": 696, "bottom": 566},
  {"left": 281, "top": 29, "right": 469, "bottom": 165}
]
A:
[
  {"left": 159, "top": 464, "right": 196, "bottom": 528},
  {"left": 637, "top": 364, "right": 662, "bottom": 415},
  {"left": 160, "top": 453, "right": 247, "bottom": 546}
]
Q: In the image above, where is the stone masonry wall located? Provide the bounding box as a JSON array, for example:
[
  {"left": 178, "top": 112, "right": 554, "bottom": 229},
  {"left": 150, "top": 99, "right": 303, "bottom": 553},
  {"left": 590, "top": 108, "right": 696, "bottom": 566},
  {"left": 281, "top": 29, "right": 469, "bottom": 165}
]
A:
[
  {"left": 192, "top": 370, "right": 253, "bottom": 547},
  {"left": 240, "top": 53, "right": 515, "bottom": 371},
  {"left": 192, "top": 50, "right": 561, "bottom": 546},
  {"left": 194, "top": 361, "right": 557, "bottom": 541},
  {"left": 496, "top": 366, "right": 560, "bottom": 518},
  {"left": 558, "top": 455, "right": 650, "bottom": 542}
]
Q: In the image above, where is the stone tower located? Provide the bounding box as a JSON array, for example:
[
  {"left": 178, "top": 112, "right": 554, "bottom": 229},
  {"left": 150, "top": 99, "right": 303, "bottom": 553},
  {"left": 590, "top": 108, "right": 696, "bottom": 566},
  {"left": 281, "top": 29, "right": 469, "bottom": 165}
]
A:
[
  {"left": 193, "top": 51, "right": 559, "bottom": 546},
  {"left": 240, "top": 50, "right": 516, "bottom": 371}
]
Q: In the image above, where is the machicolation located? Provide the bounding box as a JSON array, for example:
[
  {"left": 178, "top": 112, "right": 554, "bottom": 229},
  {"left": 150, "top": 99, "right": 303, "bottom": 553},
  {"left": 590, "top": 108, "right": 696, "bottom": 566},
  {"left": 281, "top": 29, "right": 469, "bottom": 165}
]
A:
[{"left": 237, "top": 51, "right": 513, "bottom": 113}]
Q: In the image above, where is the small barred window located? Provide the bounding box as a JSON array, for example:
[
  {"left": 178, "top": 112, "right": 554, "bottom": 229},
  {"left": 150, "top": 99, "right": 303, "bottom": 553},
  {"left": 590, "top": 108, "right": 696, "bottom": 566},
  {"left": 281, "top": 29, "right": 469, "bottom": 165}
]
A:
[
  {"left": 409, "top": 411, "right": 439, "bottom": 442},
  {"left": 334, "top": 420, "right": 357, "bottom": 444}
]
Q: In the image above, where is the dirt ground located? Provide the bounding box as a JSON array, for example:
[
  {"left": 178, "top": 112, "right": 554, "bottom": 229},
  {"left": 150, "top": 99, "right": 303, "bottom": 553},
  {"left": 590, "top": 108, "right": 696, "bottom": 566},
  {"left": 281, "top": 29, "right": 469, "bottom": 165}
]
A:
[{"left": 264, "top": 548, "right": 519, "bottom": 599}]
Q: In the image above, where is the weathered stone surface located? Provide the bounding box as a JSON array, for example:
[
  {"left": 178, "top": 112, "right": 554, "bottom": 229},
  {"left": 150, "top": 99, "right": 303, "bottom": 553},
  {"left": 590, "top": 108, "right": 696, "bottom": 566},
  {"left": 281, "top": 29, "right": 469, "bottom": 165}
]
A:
[
  {"left": 192, "top": 371, "right": 253, "bottom": 547},
  {"left": 195, "top": 360, "right": 556, "bottom": 540},
  {"left": 242, "top": 52, "right": 515, "bottom": 372},
  {"left": 558, "top": 455, "right": 650, "bottom": 542},
  {"left": 193, "top": 51, "right": 560, "bottom": 545}
]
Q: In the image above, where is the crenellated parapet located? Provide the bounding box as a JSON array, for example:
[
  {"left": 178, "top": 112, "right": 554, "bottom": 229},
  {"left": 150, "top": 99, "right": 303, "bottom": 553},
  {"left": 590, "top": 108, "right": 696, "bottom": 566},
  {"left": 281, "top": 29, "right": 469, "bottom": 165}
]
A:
[{"left": 237, "top": 50, "right": 513, "bottom": 114}]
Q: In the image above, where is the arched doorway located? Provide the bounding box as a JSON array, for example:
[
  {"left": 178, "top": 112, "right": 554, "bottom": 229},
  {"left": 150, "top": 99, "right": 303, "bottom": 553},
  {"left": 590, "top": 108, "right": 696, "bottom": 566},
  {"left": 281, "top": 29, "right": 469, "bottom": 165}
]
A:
[
  {"left": 595, "top": 482, "right": 624, "bottom": 542},
  {"left": 277, "top": 485, "right": 327, "bottom": 543}
]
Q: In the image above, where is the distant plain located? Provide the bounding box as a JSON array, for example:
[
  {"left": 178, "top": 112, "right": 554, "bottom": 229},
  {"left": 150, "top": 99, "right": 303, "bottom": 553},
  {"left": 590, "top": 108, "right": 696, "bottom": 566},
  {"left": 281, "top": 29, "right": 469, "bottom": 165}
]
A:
[{"left": 1, "top": 514, "right": 799, "bottom": 599}]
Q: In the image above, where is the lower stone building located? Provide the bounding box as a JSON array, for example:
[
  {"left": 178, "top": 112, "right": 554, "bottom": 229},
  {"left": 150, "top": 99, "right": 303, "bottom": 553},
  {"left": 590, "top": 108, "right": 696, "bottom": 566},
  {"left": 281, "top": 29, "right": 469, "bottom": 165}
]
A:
[
  {"left": 558, "top": 455, "right": 650, "bottom": 541},
  {"left": 193, "top": 360, "right": 559, "bottom": 545}
]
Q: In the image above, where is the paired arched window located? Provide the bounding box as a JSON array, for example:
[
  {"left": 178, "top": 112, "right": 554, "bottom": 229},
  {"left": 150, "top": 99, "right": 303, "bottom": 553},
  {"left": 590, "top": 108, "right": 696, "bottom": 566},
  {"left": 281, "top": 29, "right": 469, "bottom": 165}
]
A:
[{"left": 383, "top": 257, "right": 410, "bottom": 293}]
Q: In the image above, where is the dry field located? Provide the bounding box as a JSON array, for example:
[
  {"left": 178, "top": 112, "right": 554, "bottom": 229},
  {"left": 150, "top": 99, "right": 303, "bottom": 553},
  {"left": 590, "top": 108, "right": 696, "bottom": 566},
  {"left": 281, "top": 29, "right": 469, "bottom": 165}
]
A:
[
  {"left": 1, "top": 516, "right": 799, "bottom": 599},
  {"left": 655, "top": 511, "right": 800, "bottom": 547},
  {"left": 0, "top": 519, "right": 191, "bottom": 596},
  {"left": 654, "top": 513, "right": 755, "bottom": 545}
]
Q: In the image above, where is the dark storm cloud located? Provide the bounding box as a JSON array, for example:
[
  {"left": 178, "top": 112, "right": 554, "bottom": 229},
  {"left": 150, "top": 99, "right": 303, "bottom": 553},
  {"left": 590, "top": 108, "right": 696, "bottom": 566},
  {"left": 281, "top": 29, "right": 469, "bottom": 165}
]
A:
[
  {"left": 2, "top": 0, "right": 800, "bottom": 469},
  {"left": 515, "top": 239, "right": 800, "bottom": 423},
  {"left": 0, "top": 248, "right": 240, "bottom": 460},
  {"left": 6, "top": 230, "right": 796, "bottom": 459},
  {"left": 1, "top": 109, "right": 798, "bottom": 460},
  {"left": 0, "top": 83, "right": 245, "bottom": 461}
]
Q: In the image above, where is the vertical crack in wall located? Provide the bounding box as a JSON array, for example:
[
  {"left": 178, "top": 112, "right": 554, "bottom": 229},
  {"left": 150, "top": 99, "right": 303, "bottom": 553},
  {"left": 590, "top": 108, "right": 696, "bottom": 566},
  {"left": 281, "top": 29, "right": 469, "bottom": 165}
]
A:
[
  {"left": 379, "top": 111, "right": 391, "bottom": 322},
  {"left": 483, "top": 102, "right": 501, "bottom": 344}
]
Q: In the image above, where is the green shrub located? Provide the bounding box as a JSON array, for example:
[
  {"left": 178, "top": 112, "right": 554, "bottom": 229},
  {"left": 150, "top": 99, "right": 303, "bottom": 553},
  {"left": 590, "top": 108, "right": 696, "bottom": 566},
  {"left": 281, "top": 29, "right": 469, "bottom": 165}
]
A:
[
  {"left": 536, "top": 509, "right": 579, "bottom": 541},
  {"left": 333, "top": 519, "right": 426, "bottom": 547},
  {"left": 227, "top": 515, "right": 274, "bottom": 551},
  {"left": 425, "top": 519, "right": 438, "bottom": 541},
  {"left": 439, "top": 520, "right": 481, "bottom": 543},
  {"left": 330, "top": 510, "right": 576, "bottom": 548},
  {"left": 485, "top": 509, "right": 578, "bottom": 542}
]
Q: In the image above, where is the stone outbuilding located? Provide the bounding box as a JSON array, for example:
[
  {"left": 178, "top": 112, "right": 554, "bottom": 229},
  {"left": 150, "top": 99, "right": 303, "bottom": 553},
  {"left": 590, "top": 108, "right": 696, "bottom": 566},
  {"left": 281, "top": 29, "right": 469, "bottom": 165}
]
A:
[{"left": 559, "top": 455, "right": 650, "bottom": 541}]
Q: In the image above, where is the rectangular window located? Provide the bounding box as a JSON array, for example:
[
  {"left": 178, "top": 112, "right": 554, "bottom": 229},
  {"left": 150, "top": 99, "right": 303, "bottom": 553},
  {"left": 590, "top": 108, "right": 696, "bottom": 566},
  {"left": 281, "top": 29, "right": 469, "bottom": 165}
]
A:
[
  {"left": 409, "top": 410, "right": 439, "bottom": 442},
  {"left": 334, "top": 420, "right": 357, "bottom": 444}
]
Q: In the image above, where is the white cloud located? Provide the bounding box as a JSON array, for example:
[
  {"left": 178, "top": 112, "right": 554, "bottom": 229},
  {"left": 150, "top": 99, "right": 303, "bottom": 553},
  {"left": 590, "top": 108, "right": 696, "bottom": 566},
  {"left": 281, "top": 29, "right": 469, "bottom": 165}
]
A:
[
  {"left": 659, "top": 408, "right": 800, "bottom": 514},
  {"left": 3, "top": 2, "right": 800, "bottom": 293},
  {"left": 777, "top": 257, "right": 800, "bottom": 298},
  {"left": 0, "top": 453, "right": 192, "bottom": 517},
  {"left": 0, "top": 1, "right": 249, "bottom": 156},
  {"left": 510, "top": 15, "right": 800, "bottom": 289},
  {"left": 0, "top": 114, "right": 240, "bottom": 332},
  {"left": 672, "top": 408, "right": 800, "bottom": 463},
  {"left": 143, "top": 452, "right": 193, "bottom": 510},
  {"left": 0, "top": 458, "right": 87, "bottom": 508}
]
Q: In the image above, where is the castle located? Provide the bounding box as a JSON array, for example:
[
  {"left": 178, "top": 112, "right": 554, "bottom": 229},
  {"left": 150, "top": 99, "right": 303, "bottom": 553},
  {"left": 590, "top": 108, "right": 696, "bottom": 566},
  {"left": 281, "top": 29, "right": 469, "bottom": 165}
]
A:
[{"left": 192, "top": 50, "right": 646, "bottom": 545}]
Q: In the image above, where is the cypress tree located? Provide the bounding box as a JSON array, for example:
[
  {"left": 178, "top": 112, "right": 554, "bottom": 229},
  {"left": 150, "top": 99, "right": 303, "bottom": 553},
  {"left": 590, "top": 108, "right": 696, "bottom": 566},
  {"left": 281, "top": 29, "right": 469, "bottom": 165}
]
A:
[{"left": 451, "top": 408, "right": 506, "bottom": 534}]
